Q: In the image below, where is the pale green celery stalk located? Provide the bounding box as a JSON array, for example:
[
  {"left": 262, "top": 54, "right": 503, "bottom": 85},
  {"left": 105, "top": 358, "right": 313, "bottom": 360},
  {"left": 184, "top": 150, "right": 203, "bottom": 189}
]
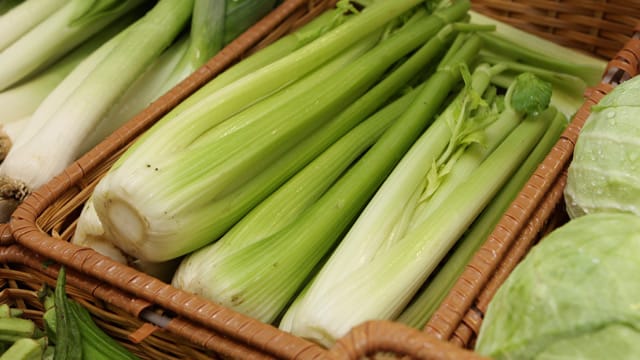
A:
[
  {"left": 72, "top": 197, "right": 129, "bottom": 264},
  {"left": 0, "top": 11, "right": 139, "bottom": 152},
  {"left": 78, "top": 29, "right": 428, "bottom": 277},
  {"left": 406, "top": 88, "right": 526, "bottom": 231},
  {"left": 106, "top": 0, "right": 433, "bottom": 164},
  {"left": 76, "top": 35, "right": 191, "bottom": 156},
  {"left": 152, "top": 5, "right": 352, "bottom": 118},
  {"left": 469, "top": 10, "right": 605, "bottom": 86},
  {"left": 0, "top": 0, "right": 193, "bottom": 219},
  {"left": 476, "top": 30, "right": 603, "bottom": 87},
  {"left": 92, "top": 2, "right": 470, "bottom": 262},
  {"left": 397, "top": 108, "right": 567, "bottom": 329},
  {"left": 286, "top": 106, "right": 557, "bottom": 347},
  {"left": 70, "top": 7, "right": 350, "bottom": 259},
  {"left": 280, "top": 58, "right": 500, "bottom": 338},
  {"left": 71, "top": 197, "right": 180, "bottom": 282},
  {"left": 172, "top": 87, "right": 416, "bottom": 320},
  {"left": 0, "top": 0, "right": 65, "bottom": 51},
  {"left": 73, "top": 31, "right": 375, "bottom": 262},
  {"left": 0, "top": 0, "right": 150, "bottom": 91},
  {"left": 172, "top": 34, "right": 481, "bottom": 327},
  {"left": 282, "top": 63, "right": 502, "bottom": 310}
]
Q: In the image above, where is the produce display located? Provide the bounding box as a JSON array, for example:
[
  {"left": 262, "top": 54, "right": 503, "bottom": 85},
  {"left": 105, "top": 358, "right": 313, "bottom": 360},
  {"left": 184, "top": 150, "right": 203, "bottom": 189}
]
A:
[
  {"left": 0, "top": 267, "right": 140, "bottom": 359},
  {"left": 2, "top": 0, "right": 628, "bottom": 356},
  {"left": 49, "top": 0, "right": 605, "bottom": 348},
  {"left": 0, "top": 0, "right": 277, "bottom": 221},
  {"left": 475, "top": 52, "right": 640, "bottom": 358}
]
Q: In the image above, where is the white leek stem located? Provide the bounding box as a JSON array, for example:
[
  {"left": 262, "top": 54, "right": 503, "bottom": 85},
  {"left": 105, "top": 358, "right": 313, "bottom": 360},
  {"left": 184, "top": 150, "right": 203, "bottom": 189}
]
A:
[
  {"left": 0, "top": 0, "right": 147, "bottom": 90},
  {"left": 0, "top": 0, "right": 66, "bottom": 51},
  {"left": 0, "top": 0, "right": 193, "bottom": 210}
]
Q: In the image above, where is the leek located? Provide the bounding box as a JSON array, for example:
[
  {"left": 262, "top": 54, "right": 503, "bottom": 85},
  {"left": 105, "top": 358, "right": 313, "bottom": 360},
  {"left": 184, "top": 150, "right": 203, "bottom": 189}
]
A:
[
  {"left": 283, "top": 106, "right": 560, "bottom": 347},
  {"left": 0, "top": 0, "right": 24, "bottom": 16},
  {"left": 0, "top": 0, "right": 65, "bottom": 51},
  {"left": 0, "top": 0, "right": 151, "bottom": 90},
  {"left": 171, "top": 31, "right": 480, "bottom": 324},
  {"left": 0, "top": 12, "right": 139, "bottom": 157},
  {"left": 397, "top": 108, "right": 567, "bottom": 329},
  {"left": 0, "top": 0, "right": 194, "bottom": 221},
  {"left": 90, "top": 0, "right": 471, "bottom": 262}
]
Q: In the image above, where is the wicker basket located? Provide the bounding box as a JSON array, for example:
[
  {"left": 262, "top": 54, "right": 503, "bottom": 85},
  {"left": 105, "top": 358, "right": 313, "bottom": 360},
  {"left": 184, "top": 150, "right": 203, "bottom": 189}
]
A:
[
  {"left": 330, "top": 26, "right": 640, "bottom": 360},
  {"left": 5, "top": 0, "right": 640, "bottom": 359}
]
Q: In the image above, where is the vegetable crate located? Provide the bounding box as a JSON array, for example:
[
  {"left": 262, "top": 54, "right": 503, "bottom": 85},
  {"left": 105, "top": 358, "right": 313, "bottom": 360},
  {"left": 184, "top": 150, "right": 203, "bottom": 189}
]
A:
[{"left": 3, "top": 0, "right": 640, "bottom": 359}]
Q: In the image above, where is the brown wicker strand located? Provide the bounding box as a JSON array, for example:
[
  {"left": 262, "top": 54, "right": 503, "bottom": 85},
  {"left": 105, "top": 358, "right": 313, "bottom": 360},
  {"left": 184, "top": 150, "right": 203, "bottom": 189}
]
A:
[
  {"left": 1, "top": 244, "right": 291, "bottom": 359},
  {"left": 450, "top": 170, "right": 569, "bottom": 347},
  {"left": 329, "top": 320, "right": 489, "bottom": 360},
  {"left": 470, "top": 0, "right": 640, "bottom": 59}
]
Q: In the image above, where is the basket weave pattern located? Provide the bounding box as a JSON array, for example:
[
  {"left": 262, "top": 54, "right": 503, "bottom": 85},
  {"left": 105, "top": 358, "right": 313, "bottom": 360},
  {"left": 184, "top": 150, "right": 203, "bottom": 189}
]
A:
[{"left": 3, "top": 1, "right": 640, "bottom": 359}]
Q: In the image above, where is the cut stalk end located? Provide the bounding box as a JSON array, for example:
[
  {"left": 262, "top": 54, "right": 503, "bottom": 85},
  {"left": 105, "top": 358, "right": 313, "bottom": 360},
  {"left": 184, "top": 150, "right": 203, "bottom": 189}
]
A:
[
  {"left": 0, "top": 130, "right": 12, "bottom": 162},
  {"left": 100, "top": 196, "right": 148, "bottom": 259},
  {"left": 0, "top": 175, "right": 30, "bottom": 222}
]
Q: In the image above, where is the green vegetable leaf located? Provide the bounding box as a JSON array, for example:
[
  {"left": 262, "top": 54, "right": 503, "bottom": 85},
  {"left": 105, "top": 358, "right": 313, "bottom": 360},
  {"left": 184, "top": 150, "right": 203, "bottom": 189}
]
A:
[{"left": 509, "top": 72, "right": 552, "bottom": 116}]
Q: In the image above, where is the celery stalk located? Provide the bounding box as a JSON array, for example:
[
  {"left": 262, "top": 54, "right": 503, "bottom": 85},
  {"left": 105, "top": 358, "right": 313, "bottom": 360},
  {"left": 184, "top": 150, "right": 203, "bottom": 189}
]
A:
[
  {"left": 71, "top": 7, "right": 352, "bottom": 261},
  {"left": 92, "top": 2, "right": 471, "bottom": 262},
  {"left": 110, "top": 0, "right": 448, "bottom": 161},
  {"left": 397, "top": 108, "right": 567, "bottom": 329},
  {"left": 171, "top": 32, "right": 480, "bottom": 326},
  {"left": 469, "top": 11, "right": 606, "bottom": 86},
  {"left": 284, "top": 106, "right": 558, "bottom": 347},
  {"left": 172, "top": 86, "right": 418, "bottom": 321}
]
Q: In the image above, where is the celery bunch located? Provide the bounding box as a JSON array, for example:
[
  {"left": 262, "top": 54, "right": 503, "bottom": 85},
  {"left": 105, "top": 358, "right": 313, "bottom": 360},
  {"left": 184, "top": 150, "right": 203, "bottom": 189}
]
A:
[
  {"left": 0, "top": 0, "right": 278, "bottom": 220},
  {"left": 63, "top": 0, "right": 607, "bottom": 348}
]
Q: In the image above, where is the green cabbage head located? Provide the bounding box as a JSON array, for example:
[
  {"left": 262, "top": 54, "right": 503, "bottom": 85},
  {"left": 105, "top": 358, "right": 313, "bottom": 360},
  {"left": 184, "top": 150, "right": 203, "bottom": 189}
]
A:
[
  {"left": 564, "top": 75, "right": 640, "bottom": 218},
  {"left": 475, "top": 212, "right": 640, "bottom": 360}
]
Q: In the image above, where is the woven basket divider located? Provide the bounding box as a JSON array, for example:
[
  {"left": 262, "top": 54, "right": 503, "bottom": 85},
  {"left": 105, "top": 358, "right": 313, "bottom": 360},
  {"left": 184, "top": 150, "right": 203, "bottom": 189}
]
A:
[
  {"left": 0, "top": 243, "right": 283, "bottom": 360},
  {"left": 5, "top": 1, "right": 640, "bottom": 360}
]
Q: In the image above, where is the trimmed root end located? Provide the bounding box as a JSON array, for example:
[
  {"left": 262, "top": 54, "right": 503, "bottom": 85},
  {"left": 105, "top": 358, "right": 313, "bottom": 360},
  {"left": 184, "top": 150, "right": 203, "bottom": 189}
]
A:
[
  {"left": 0, "top": 176, "right": 30, "bottom": 223},
  {"left": 0, "top": 132, "right": 12, "bottom": 162}
]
